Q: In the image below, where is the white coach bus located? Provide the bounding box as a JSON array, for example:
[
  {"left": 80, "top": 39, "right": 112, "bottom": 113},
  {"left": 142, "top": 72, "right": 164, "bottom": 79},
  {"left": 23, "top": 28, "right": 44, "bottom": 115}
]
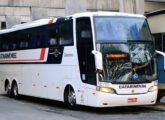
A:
[{"left": 0, "top": 12, "right": 158, "bottom": 109}]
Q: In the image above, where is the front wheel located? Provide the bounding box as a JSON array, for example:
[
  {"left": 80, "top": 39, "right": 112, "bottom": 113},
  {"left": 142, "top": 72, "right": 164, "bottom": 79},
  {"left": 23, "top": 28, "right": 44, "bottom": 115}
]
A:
[{"left": 65, "top": 86, "right": 77, "bottom": 109}]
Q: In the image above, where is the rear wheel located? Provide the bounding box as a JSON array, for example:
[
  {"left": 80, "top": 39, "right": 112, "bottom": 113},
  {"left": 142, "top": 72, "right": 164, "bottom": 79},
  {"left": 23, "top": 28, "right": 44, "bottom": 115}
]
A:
[
  {"left": 11, "top": 83, "right": 19, "bottom": 99},
  {"left": 65, "top": 86, "right": 77, "bottom": 109},
  {"left": 5, "top": 82, "right": 11, "bottom": 96}
]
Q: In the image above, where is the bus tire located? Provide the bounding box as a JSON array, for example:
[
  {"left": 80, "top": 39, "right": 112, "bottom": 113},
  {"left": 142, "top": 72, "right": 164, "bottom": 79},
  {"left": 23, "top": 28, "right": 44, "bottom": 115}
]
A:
[
  {"left": 5, "top": 80, "right": 11, "bottom": 97},
  {"left": 64, "top": 86, "right": 77, "bottom": 109},
  {"left": 11, "top": 82, "right": 19, "bottom": 99}
]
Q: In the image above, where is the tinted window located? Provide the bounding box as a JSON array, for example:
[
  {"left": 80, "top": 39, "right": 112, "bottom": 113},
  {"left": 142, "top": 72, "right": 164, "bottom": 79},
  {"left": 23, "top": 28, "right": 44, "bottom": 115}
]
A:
[
  {"left": 35, "top": 29, "right": 45, "bottom": 48},
  {"left": 76, "top": 18, "right": 93, "bottom": 46},
  {"left": 47, "top": 24, "right": 58, "bottom": 46},
  {"left": 30, "top": 32, "right": 37, "bottom": 49},
  {"left": 0, "top": 22, "right": 73, "bottom": 52},
  {"left": 59, "top": 21, "right": 73, "bottom": 46},
  {"left": 1, "top": 35, "right": 10, "bottom": 51},
  {"left": 20, "top": 31, "right": 30, "bottom": 49}
]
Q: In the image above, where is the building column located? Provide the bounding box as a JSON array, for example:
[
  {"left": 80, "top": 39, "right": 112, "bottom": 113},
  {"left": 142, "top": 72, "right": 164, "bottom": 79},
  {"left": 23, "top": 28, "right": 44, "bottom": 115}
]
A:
[
  {"left": 119, "top": 0, "right": 144, "bottom": 14},
  {"left": 136, "top": 0, "right": 144, "bottom": 14},
  {"left": 65, "top": 0, "right": 87, "bottom": 16}
]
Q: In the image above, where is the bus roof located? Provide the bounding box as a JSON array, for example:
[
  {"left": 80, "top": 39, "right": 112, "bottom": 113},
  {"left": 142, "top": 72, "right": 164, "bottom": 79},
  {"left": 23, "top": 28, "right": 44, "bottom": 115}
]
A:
[
  {"left": 0, "top": 12, "right": 145, "bottom": 35},
  {"left": 0, "top": 19, "right": 57, "bottom": 34},
  {"left": 71, "top": 11, "right": 145, "bottom": 18}
]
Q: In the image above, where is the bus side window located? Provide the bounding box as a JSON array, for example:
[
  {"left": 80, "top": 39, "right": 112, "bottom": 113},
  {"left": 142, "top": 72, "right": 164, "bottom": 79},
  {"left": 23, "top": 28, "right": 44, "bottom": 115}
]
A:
[
  {"left": 36, "top": 29, "right": 47, "bottom": 48},
  {"left": 12, "top": 32, "right": 20, "bottom": 50},
  {"left": 48, "top": 24, "right": 58, "bottom": 46},
  {"left": 2, "top": 35, "right": 9, "bottom": 51},
  {"left": 20, "top": 31, "right": 30, "bottom": 49},
  {"left": 44, "top": 29, "right": 49, "bottom": 47},
  {"left": 59, "top": 21, "right": 73, "bottom": 46},
  {"left": 36, "top": 30, "right": 43, "bottom": 48},
  {"left": 8, "top": 34, "right": 14, "bottom": 51},
  {"left": 30, "top": 32, "right": 37, "bottom": 49}
]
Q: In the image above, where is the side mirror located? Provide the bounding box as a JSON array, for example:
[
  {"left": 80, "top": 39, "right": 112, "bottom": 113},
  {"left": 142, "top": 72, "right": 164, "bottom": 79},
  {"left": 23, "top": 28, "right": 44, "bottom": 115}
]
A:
[
  {"left": 156, "top": 50, "right": 165, "bottom": 69},
  {"left": 92, "top": 50, "right": 103, "bottom": 70}
]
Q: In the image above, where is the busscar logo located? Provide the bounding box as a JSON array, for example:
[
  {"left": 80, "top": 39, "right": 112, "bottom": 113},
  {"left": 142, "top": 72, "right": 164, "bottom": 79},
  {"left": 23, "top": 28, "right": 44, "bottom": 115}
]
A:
[
  {"left": 49, "top": 49, "right": 61, "bottom": 58},
  {"left": 0, "top": 53, "right": 16, "bottom": 59},
  {"left": 119, "top": 84, "right": 146, "bottom": 89}
]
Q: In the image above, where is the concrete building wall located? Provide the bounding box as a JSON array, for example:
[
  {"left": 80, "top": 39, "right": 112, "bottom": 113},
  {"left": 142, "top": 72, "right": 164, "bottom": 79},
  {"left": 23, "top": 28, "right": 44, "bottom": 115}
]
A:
[
  {"left": 145, "top": 2, "right": 165, "bottom": 13},
  {"left": 87, "top": 0, "right": 119, "bottom": 12},
  {"left": 119, "top": 0, "right": 144, "bottom": 14},
  {"left": 66, "top": 0, "right": 86, "bottom": 15},
  {"left": 0, "top": 0, "right": 145, "bottom": 29},
  {"left": 0, "top": 0, "right": 66, "bottom": 29},
  {"left": 147, "top": 14, "right": 165, "bottom": 33}
]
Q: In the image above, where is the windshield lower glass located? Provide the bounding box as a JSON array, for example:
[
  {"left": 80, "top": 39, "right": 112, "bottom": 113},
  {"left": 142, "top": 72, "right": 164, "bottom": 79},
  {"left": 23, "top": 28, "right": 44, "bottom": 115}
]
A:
[
  {"left": 97, "top": 43, "right": 157, "bottom": 83},
  {"left": 94, "top": 16, "right": 152, "bottom": 41}
]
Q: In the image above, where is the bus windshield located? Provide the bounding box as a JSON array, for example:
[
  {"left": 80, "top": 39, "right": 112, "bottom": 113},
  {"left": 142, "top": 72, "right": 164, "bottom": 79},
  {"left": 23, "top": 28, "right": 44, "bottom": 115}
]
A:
[
  {"left": 94, "top": 16, "right": 152, "bottom": 41},
  {"left": 97, "top": 43, "right": 157, "bottom": 83}
]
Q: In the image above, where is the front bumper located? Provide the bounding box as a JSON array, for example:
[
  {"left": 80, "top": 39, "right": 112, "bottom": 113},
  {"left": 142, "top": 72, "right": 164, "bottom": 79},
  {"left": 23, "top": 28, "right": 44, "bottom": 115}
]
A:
[{"left": 87, "top": 91, "right": 158, "bottom": 107}]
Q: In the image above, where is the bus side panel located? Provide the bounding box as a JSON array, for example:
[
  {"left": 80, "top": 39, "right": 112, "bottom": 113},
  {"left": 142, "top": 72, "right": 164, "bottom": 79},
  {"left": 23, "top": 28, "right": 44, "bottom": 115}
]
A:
[
  {"left": 0, "top": 64, "right": 22, "bottom": 94},
  {"left": 58, "top": 46, "right": 87, "bottom": 103},
  {"left": 20, "top": 64, "right": 61, "bottom": 100}
]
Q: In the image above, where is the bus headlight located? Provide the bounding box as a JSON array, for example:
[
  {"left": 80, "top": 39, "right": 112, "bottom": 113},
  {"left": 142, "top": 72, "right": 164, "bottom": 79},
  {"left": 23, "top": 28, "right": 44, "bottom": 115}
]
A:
[
  {"left": 97, "top": 86, "right": 116, "bottom": 94},
  {"left": 148, "top": 85, "right": 158, "bottom": 92}
]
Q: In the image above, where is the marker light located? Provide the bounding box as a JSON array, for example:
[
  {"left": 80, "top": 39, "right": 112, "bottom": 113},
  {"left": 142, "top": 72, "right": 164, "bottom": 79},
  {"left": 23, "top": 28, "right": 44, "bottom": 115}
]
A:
[
  {"left": 97, "top": 69, "right": 103, "bottom": 73},
  {"left": 106, "top": 53, "right": 126, "bottom": 58},
  {"left": 148, "top": 85, "right": 158, "bottom": 92},
  {"left": 97, "top": 86, "right": 116, "bottom": 94}
]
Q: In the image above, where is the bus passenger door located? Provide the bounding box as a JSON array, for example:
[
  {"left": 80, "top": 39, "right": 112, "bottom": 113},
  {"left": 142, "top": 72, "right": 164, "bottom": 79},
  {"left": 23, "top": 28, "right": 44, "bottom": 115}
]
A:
[{"left": 76, "top": 17, "right": 96, "bottom": 105}]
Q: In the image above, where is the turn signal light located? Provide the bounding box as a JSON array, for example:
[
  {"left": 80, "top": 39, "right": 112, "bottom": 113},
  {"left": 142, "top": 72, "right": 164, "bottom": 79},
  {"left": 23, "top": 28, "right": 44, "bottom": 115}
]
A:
[{"left": 98, "top": 69, "right": 103, "bottom": 73}]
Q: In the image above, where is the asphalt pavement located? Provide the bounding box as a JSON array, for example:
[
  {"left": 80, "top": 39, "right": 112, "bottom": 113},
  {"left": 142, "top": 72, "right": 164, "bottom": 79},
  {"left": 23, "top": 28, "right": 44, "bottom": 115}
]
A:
[{"left": 0, "top": 94, "right": 165, "bottom": 120}]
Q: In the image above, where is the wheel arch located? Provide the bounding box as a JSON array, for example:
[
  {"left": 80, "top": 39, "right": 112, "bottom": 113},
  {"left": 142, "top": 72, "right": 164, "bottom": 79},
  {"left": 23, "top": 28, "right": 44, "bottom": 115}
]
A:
[
  {"left": 11, "top": 79, "right": 18, "bottom": 91},
  {"left": 4, "top": 79, "right": 10, "bottom": 91}
]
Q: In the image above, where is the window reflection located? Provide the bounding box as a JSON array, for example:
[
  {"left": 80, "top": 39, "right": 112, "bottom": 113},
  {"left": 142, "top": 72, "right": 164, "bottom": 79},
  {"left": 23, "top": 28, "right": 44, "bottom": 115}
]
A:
[
  {"left": 97, "top": 43, "right": 157, "bottom": 83},
  {"left": 94, "top": 17, "right": 152, "bottom": 41}
]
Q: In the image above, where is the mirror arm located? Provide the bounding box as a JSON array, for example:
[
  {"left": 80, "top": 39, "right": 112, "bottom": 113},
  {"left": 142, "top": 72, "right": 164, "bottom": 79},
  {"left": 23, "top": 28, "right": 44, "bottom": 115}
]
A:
[{"left": 156, "top": 50, "right": 165, "bottom": 70}]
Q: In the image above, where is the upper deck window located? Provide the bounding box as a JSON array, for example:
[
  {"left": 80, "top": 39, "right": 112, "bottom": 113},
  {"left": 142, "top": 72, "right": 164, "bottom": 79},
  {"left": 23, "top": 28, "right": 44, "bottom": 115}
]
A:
[{"left": 94, "top": 16, "right": 152, "bottom": 42}]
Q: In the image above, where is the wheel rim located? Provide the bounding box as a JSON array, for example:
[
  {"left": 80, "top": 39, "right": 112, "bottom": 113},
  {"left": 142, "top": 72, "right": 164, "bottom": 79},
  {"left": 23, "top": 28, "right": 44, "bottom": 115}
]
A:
[
  {"left": 68, "top": 87, "right": 76, "bottom": 106},
  {"left": 13, "top": 85, "right": 18, "bottom": 96}
]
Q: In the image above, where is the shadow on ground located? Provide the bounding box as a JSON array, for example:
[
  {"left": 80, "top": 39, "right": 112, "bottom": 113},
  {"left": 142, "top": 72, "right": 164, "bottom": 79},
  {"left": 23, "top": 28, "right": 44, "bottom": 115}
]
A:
[{"left": 6, "top": 95, "right": 165, "bottom": 115}]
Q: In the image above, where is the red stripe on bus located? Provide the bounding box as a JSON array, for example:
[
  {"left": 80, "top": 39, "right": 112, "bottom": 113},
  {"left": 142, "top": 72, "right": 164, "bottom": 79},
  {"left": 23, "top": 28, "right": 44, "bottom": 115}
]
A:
[
  {"left": 48, "top": 19, "right": 54, "bottom": 24},
  {"left": 40, "top": 48, "right": 46, "bottom": 60}
]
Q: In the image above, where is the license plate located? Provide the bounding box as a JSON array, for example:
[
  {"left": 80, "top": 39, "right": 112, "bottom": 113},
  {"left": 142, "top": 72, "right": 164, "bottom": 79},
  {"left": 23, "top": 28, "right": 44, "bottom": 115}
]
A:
[{"left": 128, "top": 98, "right": 137, "bottom": 102}]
